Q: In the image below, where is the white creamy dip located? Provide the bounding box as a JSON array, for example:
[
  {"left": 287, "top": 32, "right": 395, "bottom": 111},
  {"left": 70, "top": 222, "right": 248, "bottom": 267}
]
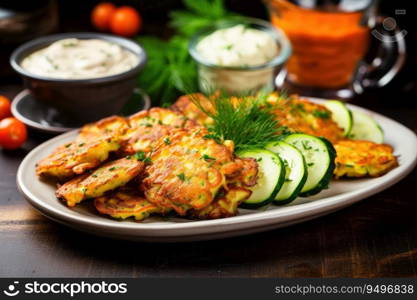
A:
[
  {"left": 196, "top": 25, "right": 279, "bottom": 67},
  {"left": 21, "top": 38, "right": 139, "bottom": 79}
]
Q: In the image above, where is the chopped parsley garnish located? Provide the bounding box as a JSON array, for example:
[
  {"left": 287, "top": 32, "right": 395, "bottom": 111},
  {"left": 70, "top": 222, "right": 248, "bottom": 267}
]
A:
[
  {"left": 109, "top": 167, "right": 116, "bottom": 171},
  {"left": 143, "top": 157, "right": 152, "bottom": 165},
  {"left": 201, "top": 154, "right": 215, "bottom": 161},
  {"left": 164, "top": 137, "right": 171, "bottom": 145},
  {"left": 257, "top": 157, "right": 263, "bottom": 162},
  {"left": 203, "top": 134, "right": 222, "bottom": 144},
  {"left": 81, "top": 187, "right": 87, "bottom": 193},
  {"left": 133, "top": 151, "right": 146, "bottom": 161},
  {"left": 92, "top": 174, "right": 98, "bottom": 178},
  {"left": 78, "top": 143, "right": 85, "bottom": 147},
  {"left": 126, "top": 155, "right": 132, "bottom": 160},
  {"left": 65, "top": 143, "right": 72, "bottom": 148},
  {"left": 313, "top": 110, "right": 330, "bottom": 119},
  {"left": 177, "top": 173, "right": 186, "bottom": 181}
]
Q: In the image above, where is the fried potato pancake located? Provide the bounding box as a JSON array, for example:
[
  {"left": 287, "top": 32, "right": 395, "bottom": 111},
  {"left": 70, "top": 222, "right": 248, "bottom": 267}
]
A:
[
  {"left": 190, "top": 186, "right": 251, "bottom": 219},
  {"left": 78, "top": 115, "right": 129, "bottom": 141},
  {"left": 171, "top": 94, "right": 214, "bottom": 127},
  {"left": 334, "top": 140, "right": 398, "bottom": 178},
  {"left": 122, "top": 108, "right": 192, "bottom": 154},
  {"left": 94, "top": 190, "right": 161, "bottom": 221},
  {"left": 141, "top": 127, "right": 250, "bottom": 215},
  {"left": 267, "top": 93, "right": 344, "bottom": 143},
  {"left": 36, "top": 116, "right": 129, "bottom": 180},
  {"left": 36, "top": 136, "right": 120, "bottom": 181},
  {"left": 56, "top": 157, "right": 144, "bottom": 207}
]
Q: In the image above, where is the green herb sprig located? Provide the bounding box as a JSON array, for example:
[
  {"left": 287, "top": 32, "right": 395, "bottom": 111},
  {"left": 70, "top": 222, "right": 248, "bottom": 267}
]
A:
[{"left": 191, "top": 93, "right": 288, "bottom": 151}]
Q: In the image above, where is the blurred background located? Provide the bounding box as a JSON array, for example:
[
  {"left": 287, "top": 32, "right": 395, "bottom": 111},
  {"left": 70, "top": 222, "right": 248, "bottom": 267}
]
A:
[{"left": 0, "top": 0, "right": 415, "bottom": 107}]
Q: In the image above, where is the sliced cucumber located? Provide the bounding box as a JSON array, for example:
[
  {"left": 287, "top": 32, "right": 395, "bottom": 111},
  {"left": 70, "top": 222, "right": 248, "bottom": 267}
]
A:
[
  {"left": 266, "top": 141, "right": 307, "bottom": 204},
  {"left": 323, "top": 100, "right": 353, "bottom": 136},
  {"left": 237, "top": 148, "right": 285, "bottom": 208},
  {"left": 283, "top": 133, "right": 336, "bottom": 197},
  {"left": 348, "top": 110, "right": 384, "bottom": 143}
]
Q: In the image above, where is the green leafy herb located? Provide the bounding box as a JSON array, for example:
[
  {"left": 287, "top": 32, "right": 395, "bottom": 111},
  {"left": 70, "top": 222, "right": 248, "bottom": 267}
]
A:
[
  {"left": 203, "top": 133, "right": 222, "bottom": 144},
  {"left": 133, "top": 151, "right": 146, "bottom": 161},
  {"left": 313, "top": 110, "right": 330, "bottom": 119},
  {"left": 177, "top": 173, "right": 186, "bottom": 181},
  {"left": 109, "top": 167, "right": 116, "bottom": 171},
  {"left": 191, "top": 93, "right": 286, "bottom": 151},
  {"left": 78, "top": 143, "right": 85, "bottom": 147},
  {"left": 201, "top": 154, "right": 215, "bottom": 161},
  {"left": 164, "top": 137, "right": 171, "bottom": 145}
]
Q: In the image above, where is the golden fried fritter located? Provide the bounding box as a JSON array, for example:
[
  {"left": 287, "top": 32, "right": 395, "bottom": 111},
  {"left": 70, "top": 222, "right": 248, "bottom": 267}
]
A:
[
  {"left": 122, "top": 108, "right": 192, "bottom": 154},
  {"left": 171, "top": 94, "right": 214, "bottom": 127},
  {"left": 94, "top": 190, "right": 162, "bottom": 221},
  {"left": 141, "top": 127, "right": 251, "bottom": 215},
  {"left": 36, "top": 116, "right": 129, "bottom": 181},
  {"left": 36, "top": 136, "right": 120, "bottom": 181},
  {"left": 78, "top": 115, "right": 129, "bottom": 141},
  {"left": 267, "top": 93, "right": 344, "bottom": 143},
  {"left": 189, "top": 186, "right": 251, "bottom": 219},
  {"left": 334, "top": 140, "right": 398, "bottom": 178},
  {"left": 56, "top": 157, "right": 144, "bottom": 207}
]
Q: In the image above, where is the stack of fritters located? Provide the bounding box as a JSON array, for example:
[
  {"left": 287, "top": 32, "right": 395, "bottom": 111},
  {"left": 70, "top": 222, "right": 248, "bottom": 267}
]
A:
[
  {"left": 172, "top": 93, "right": 398, "bottom": 178},
  {"left": 36, "top": 108, "right": 258, "bottom": 221}
]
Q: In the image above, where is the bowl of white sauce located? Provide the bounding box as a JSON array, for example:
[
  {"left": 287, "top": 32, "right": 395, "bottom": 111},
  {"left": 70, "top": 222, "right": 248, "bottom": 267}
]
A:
[
  {"left": 10, "top": 32, "right": 147, "bottom": 122},
  {"left": 189, "top": 18, "right": 291, "bottom": 94}
]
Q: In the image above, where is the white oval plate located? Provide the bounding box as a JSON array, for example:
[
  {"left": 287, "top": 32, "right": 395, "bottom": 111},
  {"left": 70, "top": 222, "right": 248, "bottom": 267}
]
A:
[{"left": 16, "top": 100, "right": 417, "bottom": 242}]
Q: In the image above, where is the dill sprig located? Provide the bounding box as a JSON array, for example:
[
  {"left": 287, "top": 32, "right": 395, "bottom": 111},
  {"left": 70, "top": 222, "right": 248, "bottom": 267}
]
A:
[{"left": 190, "top": 93, "right": 287, "bottom": 151}]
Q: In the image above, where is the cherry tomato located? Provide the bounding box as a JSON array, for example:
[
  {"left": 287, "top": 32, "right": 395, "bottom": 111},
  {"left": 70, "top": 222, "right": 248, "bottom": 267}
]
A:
[
  {"left": 110, "top": 6, "right": 142, "bottom": 37},
  {"left": 91, "top": 2, "right": 116, "bottom": 31},
  {"left": 0, "top": 117, "right": 27, "bottom": 150},
  {"left": 0, "top": 96, "right": 12, "bottom": 120}
]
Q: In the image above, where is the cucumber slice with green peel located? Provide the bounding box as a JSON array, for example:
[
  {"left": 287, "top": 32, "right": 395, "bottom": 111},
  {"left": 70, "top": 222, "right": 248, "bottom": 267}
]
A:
[
  {"left": 237, "top": 149, "right": 285, "bottom": 209},
  {"left": 348, "top": 110, "right": 384, "bottom": 143},
  {"left": 323, "top": 100, "right": 353, "bottom": 136},
  {"left": 266, "top": 141, "right": 307, "bottom": 204},
  {"left": 283, "top": 134, "right": 336, "bottom": 197}
]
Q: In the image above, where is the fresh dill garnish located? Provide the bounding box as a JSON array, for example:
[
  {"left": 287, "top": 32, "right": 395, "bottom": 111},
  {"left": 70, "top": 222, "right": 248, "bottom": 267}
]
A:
[{"left": 190, "top": 93, "right": 286, "bottom": 151}]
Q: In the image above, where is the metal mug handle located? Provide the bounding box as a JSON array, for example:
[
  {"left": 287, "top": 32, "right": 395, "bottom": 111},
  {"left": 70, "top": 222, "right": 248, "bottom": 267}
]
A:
[{"left": 353, "top": 16, "right": 406, "bottom": 94}]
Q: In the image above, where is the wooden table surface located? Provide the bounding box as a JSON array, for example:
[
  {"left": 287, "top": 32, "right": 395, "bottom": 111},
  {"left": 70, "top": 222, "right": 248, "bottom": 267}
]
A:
[{"left": 1, "top": 84, "right": 416, "bottom": 278}]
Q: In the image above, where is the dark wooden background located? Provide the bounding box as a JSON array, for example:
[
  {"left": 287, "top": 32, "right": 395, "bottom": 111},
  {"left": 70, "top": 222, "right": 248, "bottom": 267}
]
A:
[{"left": 0, "top": 0, "right": 416, "bottom": 277}]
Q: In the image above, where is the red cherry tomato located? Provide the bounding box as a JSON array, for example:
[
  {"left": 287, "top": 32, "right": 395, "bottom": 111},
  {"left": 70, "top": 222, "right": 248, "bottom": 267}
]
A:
[
  {"left": 0, "top": 117, "right": 27, "bottom": 150},
  {"left": 0, "top": 96, "right": 12, "bottom": 120},
  {"left": 110, "top": 6, "right": 142, "bottom": 37},
  {"left": 91, "top": 2, "right": 117, "bottom": 31}
]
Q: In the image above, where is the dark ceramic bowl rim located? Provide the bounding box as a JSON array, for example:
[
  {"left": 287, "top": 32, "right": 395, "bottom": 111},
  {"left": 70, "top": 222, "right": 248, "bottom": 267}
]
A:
[
  {"left": 188, "top": 17, "right": 292, "bottom": 71},
  {"left": 10, "top": 32, "right": 147, "bottom": 84}
]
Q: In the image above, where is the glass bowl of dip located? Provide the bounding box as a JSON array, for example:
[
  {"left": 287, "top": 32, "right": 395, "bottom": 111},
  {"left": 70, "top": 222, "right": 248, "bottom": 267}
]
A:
[
  {"left": 188, "top": 18, "right": 291, "bottom": 95},
  {"left": 10, "top": 32, "right": 147, "bottom": 122}
]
